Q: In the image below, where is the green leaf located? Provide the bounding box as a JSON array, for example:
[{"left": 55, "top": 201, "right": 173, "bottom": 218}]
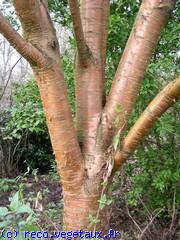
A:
[
  {"left": 9, "top": 191, "right": 20, "bottom": 211},
  {"left": 88, "top": 214, "right": 100, "bottom": 225},
  {"left": 98, "top": 194, "right": 112, "bottom": 210},
  {"left": 23, "top": 224, "right": 40, "bottom": 232},
  {"left": 0, "top": 207, "right": 9, "bottom": 217},
  {"left": 112, "top": 133, "right": 120, "bottom": 151},
  {"left": 16, "top": 203, "right": 33, "bottom": 214},
  {"left": 0, "top": 221, "right": 9, "bottom": 228}
]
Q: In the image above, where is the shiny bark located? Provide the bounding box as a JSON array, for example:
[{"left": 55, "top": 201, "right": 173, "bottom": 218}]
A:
[
  {"left": 0, "top": 0, "right": 178, "bottom": 232},
  {"left": 103, "top": 0, "right": 176, "bottom": 146},
  {"left": 75, "top": 0, "right": 109, "bottom": 146},
  {"left": 0, "top": 13, "right": 46, "bottom": 67},
  {"left": 69, "top": 0, "right": 90, "bottom": 67},
  {"left": 12, "top": 0, "right": 85, "bottom": 192},
  {"left": 114, "top": 77, "right": 180, "bottom": 170},
  {"left": 75, "top": 0, "right": 109, "bottom": 176}
]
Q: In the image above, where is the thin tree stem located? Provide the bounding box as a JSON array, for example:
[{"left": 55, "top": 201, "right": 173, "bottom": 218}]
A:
[
  {"left": 114, "top": 76, "right": 180, "bottom": 170},
  {"left": 103, "top": 0, "right": 176, "bottom": 146},
  {"left": 69, "top": 0, "right": 90, "bottom": 67},
  {"left": 0, "top": 14, "right": 46, "bottom": 67}
]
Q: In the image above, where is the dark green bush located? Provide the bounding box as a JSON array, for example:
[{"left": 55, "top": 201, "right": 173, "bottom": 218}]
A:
[
  {"left": 2, "top": 55, "right": 75, "bottom": 172},
  {"left": 3, "top": 79, "right": 52, "bottom": 172}
]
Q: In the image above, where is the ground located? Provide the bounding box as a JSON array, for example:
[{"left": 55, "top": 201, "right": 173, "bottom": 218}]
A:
[{"left": 0, "top": 173, "right": 179, "bottom": 240}]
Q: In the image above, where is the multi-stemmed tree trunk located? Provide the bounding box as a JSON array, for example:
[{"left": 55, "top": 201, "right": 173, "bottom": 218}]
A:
[{"left": 0, "top": 0, "right": 179, "bottom": 232}]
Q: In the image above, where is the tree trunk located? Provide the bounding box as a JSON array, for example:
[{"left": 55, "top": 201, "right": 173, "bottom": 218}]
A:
[
  {"left": 63, "top": 188, "right": 101, "bottom": 230},
  {"left": 63, "top": 171, "right": 110, "bottom": 232}
]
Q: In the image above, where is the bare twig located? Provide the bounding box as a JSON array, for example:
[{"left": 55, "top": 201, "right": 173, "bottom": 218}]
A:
[
  {"left": 139, "top": 208, "right": 164, "bottom": 239},
  {"left": 0, "top": 57, "right": 22, "bottom": 102},
  {"left": 126, "top": 204, "right": 143, "bottom": 234}
]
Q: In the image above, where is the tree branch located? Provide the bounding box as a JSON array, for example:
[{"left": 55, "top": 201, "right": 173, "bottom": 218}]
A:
[
  {"left": 101, "top": 0, "right": 110, "bottom": 66},
  {"left": 74, "top": 0, "right": 110, "bottom": 177},
  {"left": 11, "top": 0, "right": 85, "bottom": 188},
  {"left": 69, "top": 0, "right": 90, "bottom": 67},
  {"left": 0, "top": 13, "right": 46, "bottom": 67},
  {"left": 13, "top": 0, "right": 60, "bottom": 62},
  {"left": 75, "top": 0, "right": 109, "bottom": 146},
  {"left": 103, "top": 0, "right": 176, "bottom": 146},
  {"left": 114, "top": 76, "right": 180, "bottom": 171}
]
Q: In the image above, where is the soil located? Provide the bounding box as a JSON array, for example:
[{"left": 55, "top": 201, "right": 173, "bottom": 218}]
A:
[{"left": 0, "top": 174, "right": 179, "bottom": 240}]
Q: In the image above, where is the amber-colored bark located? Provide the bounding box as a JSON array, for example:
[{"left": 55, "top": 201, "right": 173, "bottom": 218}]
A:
[
  {"left": 0, "top": 13, "right": 45, "bottom": 67},
  {"left": 10, "top": 0, "right": 105, "bottom": 231},
  {"left": 114, "top": 77, "right": 180, "bottom": 170},
  {"left": 103, "top": 0, "right": 176, "bottom": 146},
  {"left": 80, "top": 0, "right": 109, "bottom": 65},
  {"left": 69, "top": 0, "right": 90, "bottom": 67},
  {"left": 12, "top": 0, "right": 84, "bottom": 193},
  {"left": 75, "top": 0, "right": 109, "bottom": 175},
  {"left": 0, "top": 0, "right": 178, "bottom": 233},
  {"left": 100, "top": 0, "right": 110, "bottom": 71}
]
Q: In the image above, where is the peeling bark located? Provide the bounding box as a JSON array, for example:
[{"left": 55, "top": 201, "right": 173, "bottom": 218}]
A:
[
  {"left": 13, "top": 0, "right": 85, "bottom": 192},
  {"left": 0, "top": 0, "right": 178, "bottom": 232},
  {"left": 69, "top": 0, "right": 90, "bottom": 67},
  {"left": 103, "top": 0, "right": 176, "bottom": 146},
  {"left": 75, "top": 0, "right": 109, "bottom": 151},
  {"left": 0, "top": 13, "right": 46, "bottom": 67},
  {"left": 114, "top": 77, "right": 180, "bottom": 170}
]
